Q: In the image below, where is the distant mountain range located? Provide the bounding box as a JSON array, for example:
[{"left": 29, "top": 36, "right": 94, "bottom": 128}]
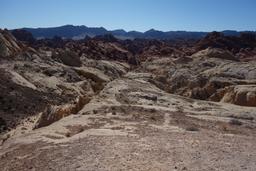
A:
[{"left": 18, "top": 25, "right": 254, "bottom": 40}]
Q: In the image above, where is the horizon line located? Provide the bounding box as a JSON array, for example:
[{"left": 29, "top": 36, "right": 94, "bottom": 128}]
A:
[{"left": 1, "top": 24, "right": 256, "bottom": 33}]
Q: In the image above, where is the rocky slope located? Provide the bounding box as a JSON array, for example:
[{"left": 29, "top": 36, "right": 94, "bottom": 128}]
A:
[
  {"left": 142, "top": 48, "right": 256, "bottom": 106},
  {"left": 0, "top": 29, "right": 256, "bottom": 171},
  {"left": 0, "top": 29, "right": 129, "bottom": 133}
]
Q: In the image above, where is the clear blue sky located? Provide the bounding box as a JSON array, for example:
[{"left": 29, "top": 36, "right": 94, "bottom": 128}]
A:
[{"left": 1, "top": 0, "right": 256, "bottom": 32}]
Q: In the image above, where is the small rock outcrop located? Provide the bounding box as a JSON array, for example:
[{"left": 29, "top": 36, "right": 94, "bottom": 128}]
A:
[
  {"left": 34, "top": 96, "right": 90, "bottom": 129},
  {"left": 0, "top": 29, "right": 23, "bottom": 57},
  {"left": 192, "top": 48, "right": 238, "bottom": 61},
  {"left": 220, "top": 85, "right": 256, "bottom": 107}
]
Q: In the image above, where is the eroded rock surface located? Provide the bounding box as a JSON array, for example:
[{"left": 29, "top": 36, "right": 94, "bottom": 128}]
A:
[
  {"left": 0, "top": 29, "right": 256, "bottom": 171},
  {"left": 142, "top": 48, "right": 256, "bottom": 107}
]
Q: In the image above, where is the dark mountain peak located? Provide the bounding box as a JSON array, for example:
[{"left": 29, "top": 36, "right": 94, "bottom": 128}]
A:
[
  {"left": 99, "top": 26, "right": 106, "bottom": 30},
  {"left": 90, "top": 26, "right": 107, "bottom": 31},
  {"left": 128, "top": 30, "right": 141, "bottom": 34},
  {"left": 146, "top": 28, "right": 155, "bottom": 32},
  {"left": 111, "top": 29, "right": 127, "bottom": 35},
  {"left": 62, "top": 24, "right": 75, "bottom": 27},
  {"left": 61, "top": 24, "right": 87, "bottom": 28},
  {"left": 22, "top": 25, "right": 108, "bottom": 39},
  {"left": 145, "top": 29, "right": 161, "bottom": 33}
]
